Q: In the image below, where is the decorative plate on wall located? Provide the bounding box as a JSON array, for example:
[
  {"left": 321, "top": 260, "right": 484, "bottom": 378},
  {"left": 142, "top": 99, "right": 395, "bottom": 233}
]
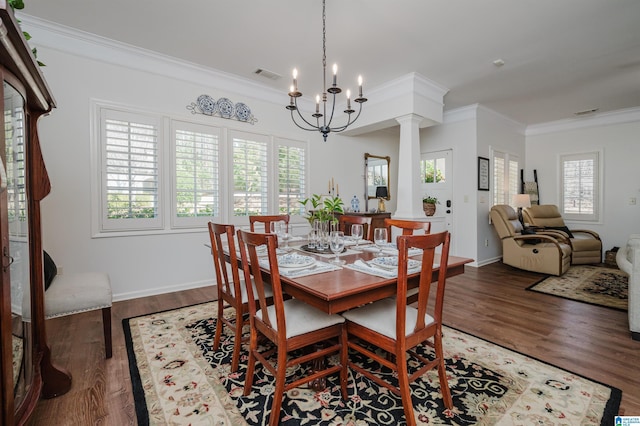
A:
[{"left": 187, "top": 94, "right": 258, "bottom": 124}]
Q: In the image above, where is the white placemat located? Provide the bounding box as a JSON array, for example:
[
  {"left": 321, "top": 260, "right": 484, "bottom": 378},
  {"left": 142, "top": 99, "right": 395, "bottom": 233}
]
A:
[
  {"left": 345, "top": 259, "right": 433, "bottom": 278},
  {"left": 258, "top": 258, "right": 342, "bottom": 278},
  {"left": 360, "top": 244, "right": 423, "bottom": 256}
]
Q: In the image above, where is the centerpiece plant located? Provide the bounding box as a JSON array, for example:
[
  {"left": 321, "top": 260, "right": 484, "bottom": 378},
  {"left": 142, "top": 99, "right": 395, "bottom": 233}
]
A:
[{"left": 299, "top": 194, "right": 344, "bottom": 225}]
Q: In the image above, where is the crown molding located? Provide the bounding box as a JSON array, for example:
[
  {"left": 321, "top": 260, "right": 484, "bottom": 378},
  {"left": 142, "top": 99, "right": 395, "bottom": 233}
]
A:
[
  {"left": 18, "top": 13, "right": 284, "bottom": 104},
  {"left": 525, "top": 106, "right": 640, "bottom": 136}
]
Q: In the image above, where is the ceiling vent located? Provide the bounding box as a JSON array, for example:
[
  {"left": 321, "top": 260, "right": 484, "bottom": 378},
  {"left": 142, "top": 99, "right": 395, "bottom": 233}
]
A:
[{"left": 254, "top": 68, "right": 281, "bottom": 80}]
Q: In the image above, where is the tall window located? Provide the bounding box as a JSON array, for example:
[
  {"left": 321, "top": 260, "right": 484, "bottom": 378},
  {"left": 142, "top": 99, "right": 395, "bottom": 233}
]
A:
[
  {"left": 231, "top": 130, "right": 269, "bottom": 217},
  {"left": 492, "top": 150, "right": 519, "bottom": 206},
  {"left": 172, "top": 121, "right": 220, "bottom": 228},
  {"left": 277, "top": 138, "right": 307, "bottom": 217},
  {"left": 100, "top": 108, "right": 162, "bottom": 231},
  {"left": 560, "top": 151, "right": 600, "bottom": 221}
]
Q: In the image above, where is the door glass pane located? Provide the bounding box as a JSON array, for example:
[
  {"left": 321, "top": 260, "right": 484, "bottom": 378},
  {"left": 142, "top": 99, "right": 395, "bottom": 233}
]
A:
[{"left": 4, "top": 80, "right": 32, "bottom": 406}]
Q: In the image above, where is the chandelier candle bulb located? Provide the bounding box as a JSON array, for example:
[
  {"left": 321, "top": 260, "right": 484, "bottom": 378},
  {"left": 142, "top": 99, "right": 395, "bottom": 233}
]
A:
[
  {"left": 333, "top": 63, "right": 338, "bottom": 86},
  {"left": 315, "top": 95, "right": 320, "bottom": 113},
  {"left": 358, "top": 75, "right": 363, "bottom": 97},
  {"left": 292, "top": 68, "right": 298, "bottom": 91}
]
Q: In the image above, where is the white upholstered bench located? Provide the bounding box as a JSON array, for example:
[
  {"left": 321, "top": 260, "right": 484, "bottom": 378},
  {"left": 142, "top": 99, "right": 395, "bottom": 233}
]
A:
[{"left": 44, "top": 272, "right": 113, "bottom": 358}]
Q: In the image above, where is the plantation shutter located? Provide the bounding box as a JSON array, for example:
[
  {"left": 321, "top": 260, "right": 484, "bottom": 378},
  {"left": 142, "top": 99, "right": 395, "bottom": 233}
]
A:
[
  {"left": 492, "top": 150, "right": 519, "bottom": 207},
  {"left": 101, "top": 108, "right": 162, "bottom": 231},
  {"left": 561, "top": 152, "right": 599, "bottom": 221},
  {"left": 172, "top": 121, "right": 220, "bottom": 228},
  {"left": 231, "top": 130, "right": 269, "bottom": 217},
  {"left": 277, "top": 138, "right": 307, "bottom": 218}
]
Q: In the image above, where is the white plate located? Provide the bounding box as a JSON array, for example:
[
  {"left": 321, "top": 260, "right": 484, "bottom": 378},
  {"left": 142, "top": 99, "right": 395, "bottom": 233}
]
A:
[
  {"left": 370, "top": 256, "right": 421, "bottom": 271},
  {"left": 277, "top": 254, "right": 316, "bottom": 269}
]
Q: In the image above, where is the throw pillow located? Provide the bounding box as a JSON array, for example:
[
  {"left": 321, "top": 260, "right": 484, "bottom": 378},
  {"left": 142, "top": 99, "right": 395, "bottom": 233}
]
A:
[{"left": 43, "top": 250, "right": 57, "bottom": 291}]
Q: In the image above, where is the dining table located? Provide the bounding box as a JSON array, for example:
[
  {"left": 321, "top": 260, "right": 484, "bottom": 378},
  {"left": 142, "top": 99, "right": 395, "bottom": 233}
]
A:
[{"left": 224, "top": 236, "right": 474, "bottom": 315}]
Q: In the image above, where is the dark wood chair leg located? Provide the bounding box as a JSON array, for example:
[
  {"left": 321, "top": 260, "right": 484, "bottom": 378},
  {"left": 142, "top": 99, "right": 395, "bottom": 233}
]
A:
[{"left": 102, "top": 307, "right": 112, "bottom": 359}]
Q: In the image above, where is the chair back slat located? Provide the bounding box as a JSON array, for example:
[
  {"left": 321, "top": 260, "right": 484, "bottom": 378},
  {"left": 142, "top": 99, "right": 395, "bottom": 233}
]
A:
[
  {"left": 338, "top": 215, "right": 373, "bottom": 241},
  {"left": 396, "top": 231, "right": 450, "bottom": 337},
  {"left": 208, "top": 222, "right": 244, "bottom": 302},
  {"left": 237, "top": 229, "right": 285, "bottom": 336}
]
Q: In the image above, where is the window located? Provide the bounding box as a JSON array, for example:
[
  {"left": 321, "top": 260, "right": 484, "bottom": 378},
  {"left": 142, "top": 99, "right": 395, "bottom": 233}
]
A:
[
  {"left": 560, "top": 151, "right": 600, "bottom": 221},
  {"left": 93, "top": 103, "right": 308, "bottom": 235},
  {"left": 171, "top": 120, "right": 220, "bottom": 228},
  {"left": 230, "top": 130, "right": 269, "bottom": 217},
  {"left": 100, "top": 108, "right": 162, "bottom": 231},
  {"left": 277, "top": 138, "right": 307, "bottom": 217},
  {"left": 492, "top": 149, "right": 519, "bottom": 206}
]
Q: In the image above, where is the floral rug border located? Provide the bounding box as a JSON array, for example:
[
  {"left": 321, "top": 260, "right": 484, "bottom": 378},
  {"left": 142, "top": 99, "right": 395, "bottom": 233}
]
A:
[{"left": 123, "top": 301, "right": 622, "bottom": 425}]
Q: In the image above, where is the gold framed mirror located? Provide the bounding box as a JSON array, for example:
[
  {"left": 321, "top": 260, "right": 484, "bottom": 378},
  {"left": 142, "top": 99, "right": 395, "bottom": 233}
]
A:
[{"left": 364, "top": 153, "right": 390, "bottom": 200}]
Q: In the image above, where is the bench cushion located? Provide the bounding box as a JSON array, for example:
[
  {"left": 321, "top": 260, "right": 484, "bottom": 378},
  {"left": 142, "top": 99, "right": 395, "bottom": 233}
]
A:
[{"left": 44, "top": 272, "right": 112, "bottom": 319}]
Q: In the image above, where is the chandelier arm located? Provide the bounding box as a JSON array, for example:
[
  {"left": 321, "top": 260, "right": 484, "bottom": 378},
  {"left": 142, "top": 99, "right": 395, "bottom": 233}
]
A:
[
  {"left": 290, "top": 110, "right": 325, "bottom": 132},
  {"left": 290, "top": 107, "right": 322, "bottom": 131},
  {"left": 328, "top": 102, "right": 364, "bottom": 133}
]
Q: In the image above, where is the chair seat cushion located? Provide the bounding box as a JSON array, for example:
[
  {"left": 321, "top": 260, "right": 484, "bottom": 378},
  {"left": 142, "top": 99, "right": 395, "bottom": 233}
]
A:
[
  {"left": 342, "top": 297, "right": 435, "bottom": 340},
  {"left": 257, "top": 299, "right": 344, "bottom": 339},
  {"left": 44, "top": 272, "right": 112, "bottom": 319}
]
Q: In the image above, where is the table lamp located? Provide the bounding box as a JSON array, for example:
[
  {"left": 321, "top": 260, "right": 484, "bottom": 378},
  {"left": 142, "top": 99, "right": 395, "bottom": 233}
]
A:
[
  {"left": 375, "top": 186, "right": 388, "bottom": 212},
  {"left": 512, "top": 194, "right": 531, "bottom": 227}
]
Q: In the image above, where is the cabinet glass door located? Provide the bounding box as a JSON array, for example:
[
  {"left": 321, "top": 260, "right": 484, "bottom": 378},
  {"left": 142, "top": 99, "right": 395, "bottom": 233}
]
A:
[{"left": 4, "top": 80, "right": 32, "bottom": 409}]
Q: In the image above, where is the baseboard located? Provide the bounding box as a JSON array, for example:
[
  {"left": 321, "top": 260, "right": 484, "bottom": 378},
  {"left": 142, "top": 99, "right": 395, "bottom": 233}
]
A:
[{"left": 113, "top": 279, "right": 215, "bottom": 302}]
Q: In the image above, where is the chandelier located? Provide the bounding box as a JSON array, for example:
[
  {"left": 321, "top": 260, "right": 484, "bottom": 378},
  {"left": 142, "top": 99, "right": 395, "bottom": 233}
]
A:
[{"left": 286, "top": 0, "right": 367, "bottom": 142}]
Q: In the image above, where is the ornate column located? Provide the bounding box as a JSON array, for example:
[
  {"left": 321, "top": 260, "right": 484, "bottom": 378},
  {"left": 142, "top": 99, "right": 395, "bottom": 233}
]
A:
[{"left": 393, "top": 114, "right": 426, "bottom": 219}]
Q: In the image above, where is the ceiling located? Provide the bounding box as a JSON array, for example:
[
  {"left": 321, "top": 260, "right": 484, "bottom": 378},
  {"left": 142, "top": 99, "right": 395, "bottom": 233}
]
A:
[{"left": 19, "top": 0, "right": 640, "bottom": 126}]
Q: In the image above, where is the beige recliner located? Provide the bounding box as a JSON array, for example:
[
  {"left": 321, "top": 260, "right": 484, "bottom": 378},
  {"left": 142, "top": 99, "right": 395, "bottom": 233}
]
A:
[
  {"left": 490, "top": 205, "right": 571, "bottom": 276},
  {"left": 522, "top": 204, "right": 602, "bottom": 265}
]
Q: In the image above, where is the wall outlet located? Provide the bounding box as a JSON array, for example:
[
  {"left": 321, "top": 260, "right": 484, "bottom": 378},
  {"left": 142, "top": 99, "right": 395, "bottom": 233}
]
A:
[
  {"left": 484, "top": 239, "right": 489, "bottom": 247},
  {"left": 57, "top": 266, "right": 63, "bottom": 275}
]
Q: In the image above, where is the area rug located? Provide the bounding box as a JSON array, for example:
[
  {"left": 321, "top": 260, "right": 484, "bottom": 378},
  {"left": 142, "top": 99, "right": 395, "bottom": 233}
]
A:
[
  {"left": 123, "top": 302, "right": 621, "bottom": 425},
  {"left": 527, "top": 265, "right": 628, "bottom": 311}
]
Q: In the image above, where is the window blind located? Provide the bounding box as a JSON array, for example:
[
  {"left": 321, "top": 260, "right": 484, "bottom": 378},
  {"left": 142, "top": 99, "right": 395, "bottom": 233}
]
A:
[{"left": 232, "top": 132, "right": 268, "bottom": 216}]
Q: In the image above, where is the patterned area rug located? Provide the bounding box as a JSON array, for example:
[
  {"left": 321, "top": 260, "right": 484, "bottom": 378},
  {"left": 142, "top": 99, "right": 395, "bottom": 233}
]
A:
[
  {"left": 527, "top": 265, "right": 628, "bottom": 311},
  {"left": 123, "top": 302, "right": 621, "bottom": 425}
]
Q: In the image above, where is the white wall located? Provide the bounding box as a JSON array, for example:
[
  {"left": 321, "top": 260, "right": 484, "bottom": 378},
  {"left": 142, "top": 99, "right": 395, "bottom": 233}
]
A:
[
  {"left": 526, "top": 117, "right": 640, "bottom": 251},
  {"left": 31, "top": 25, "right": 396, "bottom": 301}
]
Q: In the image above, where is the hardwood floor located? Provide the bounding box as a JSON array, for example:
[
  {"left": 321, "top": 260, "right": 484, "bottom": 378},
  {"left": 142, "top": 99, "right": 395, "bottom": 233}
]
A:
[{"left": 26, "top": 262, "right": 640, "bottom": 425}]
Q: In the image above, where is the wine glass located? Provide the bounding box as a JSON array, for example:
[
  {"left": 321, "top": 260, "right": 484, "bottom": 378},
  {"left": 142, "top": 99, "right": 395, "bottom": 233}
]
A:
[
  {"left": 329, "top": 231, "right": 345, "bottom": 265},
  {"left": 373, "top": 227, "right": 388, "bottom": 257},
  {"left": 351, "top": 224, "right": 363, "bottom": 249}
]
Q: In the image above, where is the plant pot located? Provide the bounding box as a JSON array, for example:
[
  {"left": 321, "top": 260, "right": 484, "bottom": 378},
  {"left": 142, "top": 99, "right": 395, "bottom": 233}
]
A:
[{"left": 423, "top": 202, "right": 436, "bottom": 216}]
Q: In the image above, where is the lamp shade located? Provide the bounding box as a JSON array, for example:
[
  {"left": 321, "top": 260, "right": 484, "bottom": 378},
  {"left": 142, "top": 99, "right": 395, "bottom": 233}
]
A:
[
  {"left": 375, "top": 186, "right": 388, "bottom": 198},
  {"left": 512, "top": 194, "right": 531, "bottom": 209}
]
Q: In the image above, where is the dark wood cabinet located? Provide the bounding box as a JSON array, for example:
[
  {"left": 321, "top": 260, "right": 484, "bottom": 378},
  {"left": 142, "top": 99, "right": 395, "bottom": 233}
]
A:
[{"left": 0, "top": 5, "right": 70, "bottom": 425}]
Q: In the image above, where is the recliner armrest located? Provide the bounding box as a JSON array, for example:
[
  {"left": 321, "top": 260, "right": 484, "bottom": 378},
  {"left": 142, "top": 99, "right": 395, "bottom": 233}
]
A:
[{"left": 570, "top": 229, "right": 601, "bottom": 240}]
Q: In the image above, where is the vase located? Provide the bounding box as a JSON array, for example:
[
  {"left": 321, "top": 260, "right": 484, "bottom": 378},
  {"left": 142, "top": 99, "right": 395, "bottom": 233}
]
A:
[{"left": 423, "top": 202, "right": 436, "bottom": 216}]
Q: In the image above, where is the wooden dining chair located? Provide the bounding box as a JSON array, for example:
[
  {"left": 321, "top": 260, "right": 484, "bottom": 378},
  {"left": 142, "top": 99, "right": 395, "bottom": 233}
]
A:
[
  {"left": 249, "top": 214, "right": 290, "bottom": 233},
  {"left": 338, "top": 214, "right": 373, "bottom": 241},
  {"left": 341, "top": 231, "right": 453, "bottom": 426},
  {"left": 383, "top": 218, "right": 431, "bottom": 242},
  {"left": 208, "top": 222, "right": 273, "bottom": 373},
  {"left": 236, "top": 229, "right": 348, "bottom": 426}
]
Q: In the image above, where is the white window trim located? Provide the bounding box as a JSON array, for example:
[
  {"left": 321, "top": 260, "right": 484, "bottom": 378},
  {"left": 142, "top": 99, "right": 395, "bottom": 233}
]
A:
[{"left": 558, "top": 150, "right": 603, "bottom": 223}]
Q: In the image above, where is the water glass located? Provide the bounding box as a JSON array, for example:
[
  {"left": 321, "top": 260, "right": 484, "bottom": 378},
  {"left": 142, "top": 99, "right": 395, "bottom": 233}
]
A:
[
  {"left": 306, "top": 230, "right": 316, "bottom": 249},
  {"left": 373, "top": 227, "right": 388, "bottom": 257},
  {"left": 351, "top": 224, "right": 364, "bottom": 248},
  {"left": 329, "top": 231, "right": 345, "bottom": 265}
]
